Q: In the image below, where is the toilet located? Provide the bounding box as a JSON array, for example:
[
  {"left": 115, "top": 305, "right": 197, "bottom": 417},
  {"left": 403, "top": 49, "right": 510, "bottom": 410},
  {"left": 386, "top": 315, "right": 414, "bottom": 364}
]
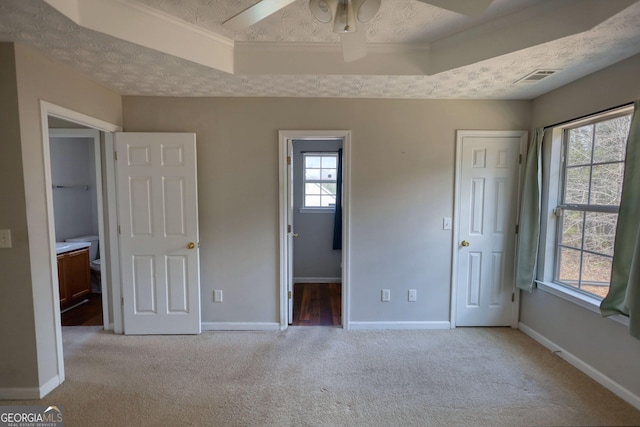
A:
[{"left": 66, "top": 235, "right": 102, "bottom": 293}]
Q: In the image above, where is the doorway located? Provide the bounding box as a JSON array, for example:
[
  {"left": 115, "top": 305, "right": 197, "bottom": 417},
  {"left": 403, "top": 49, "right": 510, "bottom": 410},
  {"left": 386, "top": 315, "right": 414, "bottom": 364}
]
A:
[
  {"left": 48, "top": 124, "right": 106, "bottom": 327},
  {"left": 279, "top": 131, "right": 351, "bottom": 329}
]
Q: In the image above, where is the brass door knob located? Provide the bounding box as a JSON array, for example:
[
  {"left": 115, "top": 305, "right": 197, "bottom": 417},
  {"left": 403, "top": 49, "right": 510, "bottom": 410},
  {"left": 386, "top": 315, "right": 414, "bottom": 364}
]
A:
[
  {"left": 187, "top": 242, "right": 196, "bottom": 249},
  {"left": 461, "top": 240, "right": 470, "bottom": 247}
]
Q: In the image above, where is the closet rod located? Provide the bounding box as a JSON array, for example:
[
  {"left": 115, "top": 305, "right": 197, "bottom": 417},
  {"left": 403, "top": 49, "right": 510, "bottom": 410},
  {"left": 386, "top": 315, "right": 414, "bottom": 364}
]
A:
[{"left": 52, "top": 185, "right": 89, "bottom": 190}]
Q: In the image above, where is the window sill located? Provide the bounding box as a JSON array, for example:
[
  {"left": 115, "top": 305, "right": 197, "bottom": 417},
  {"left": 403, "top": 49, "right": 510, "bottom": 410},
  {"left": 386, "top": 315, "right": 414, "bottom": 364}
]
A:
[
  {"left": 299, "top": 208, "right": 335, "bottom": 214},
  {"left": 535, "top": 280, "right": 629, "bottom": 327}
]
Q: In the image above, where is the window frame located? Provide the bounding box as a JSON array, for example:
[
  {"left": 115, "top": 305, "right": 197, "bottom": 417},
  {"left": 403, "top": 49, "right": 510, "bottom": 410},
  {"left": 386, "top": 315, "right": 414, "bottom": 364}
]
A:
[
  {"left": 301, "top": 152, "right": 339, "bottom": 211},
  {"left": 536, "top": 105, "right": 632, "bottom": 324}
]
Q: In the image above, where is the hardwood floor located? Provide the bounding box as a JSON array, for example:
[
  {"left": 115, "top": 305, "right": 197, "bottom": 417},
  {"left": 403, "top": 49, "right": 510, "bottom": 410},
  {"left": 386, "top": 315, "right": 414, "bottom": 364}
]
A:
[
  {"left": 292, "top": 283, "right": 341, "bottom": 326},
  {"left": 62, "top": 292, "right": 103, "bottom": 326}
]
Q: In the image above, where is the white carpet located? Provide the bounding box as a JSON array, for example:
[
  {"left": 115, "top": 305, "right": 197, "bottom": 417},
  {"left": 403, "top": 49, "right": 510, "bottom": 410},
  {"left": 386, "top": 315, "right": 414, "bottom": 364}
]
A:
[{"left": 8, "top": 326, "right": 640, "bottom": 426}]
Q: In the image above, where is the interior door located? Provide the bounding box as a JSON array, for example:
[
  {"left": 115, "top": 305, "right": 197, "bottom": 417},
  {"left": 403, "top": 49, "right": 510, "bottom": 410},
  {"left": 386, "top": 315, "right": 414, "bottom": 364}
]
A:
[
  {"left": 287, "top": 141, "right": 294, "bottom": 324},
  {"left": 116, "top": 132, "right": 200, "bottom": 334},
  {"left": 455, "top": 131, "right": 524, "bottom": 327}
]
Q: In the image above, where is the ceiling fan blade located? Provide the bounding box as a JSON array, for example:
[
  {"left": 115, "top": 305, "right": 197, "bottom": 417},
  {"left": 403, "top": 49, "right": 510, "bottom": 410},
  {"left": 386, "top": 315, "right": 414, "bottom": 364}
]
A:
[
  {"left": 222, "top": 0, "right": 298, "bottom": 31},
  {"left": 417, "top": 0, "right": 493, "bottom": 16},
  {"left": 340, "top": 30, "right": 367, "bottom": 62}
]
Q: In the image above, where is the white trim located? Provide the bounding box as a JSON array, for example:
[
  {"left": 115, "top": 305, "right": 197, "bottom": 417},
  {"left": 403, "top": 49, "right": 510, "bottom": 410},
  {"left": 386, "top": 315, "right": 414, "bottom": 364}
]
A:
[
  {"left": 40, "top": 101, "right": 122, "bottom": 394},
  {"left": 298, "top": 207, "right": 335, "bottom": 214},
  {"left": 0, "top": 376, "right": 61, "bottom": 400},
  {"left": 535, "top": 281, "right": 629, "bottom": 327},
  {"left": 278, "top": 130, "right": 352, "bottom": 330},
  {"left": 519, "top": 322, "right": 640, "bottom": 411},
  {"left": 450, "top": 130, "right": 527, "bottom": 329},
  {"left": 349, "top": 321, "right": 451, "bottom": 330},
  {"left": 201, "top": 322, "right": 281, "bottom": 331},
  {"left": 293, "top": 277, "right": 342, "bottom": 283}
]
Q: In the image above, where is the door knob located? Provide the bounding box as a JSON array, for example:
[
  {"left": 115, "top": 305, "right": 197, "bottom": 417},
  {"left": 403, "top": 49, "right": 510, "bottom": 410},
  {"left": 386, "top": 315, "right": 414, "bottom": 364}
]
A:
[
  {"left": 461, "top": 240, "right": 470, "bottom": 247},
  {"left": 187, "top": 242, "right": 196, "bottom": 249},
  {"left": 293, "top": 233, "right": 299, "bottom": 238}
]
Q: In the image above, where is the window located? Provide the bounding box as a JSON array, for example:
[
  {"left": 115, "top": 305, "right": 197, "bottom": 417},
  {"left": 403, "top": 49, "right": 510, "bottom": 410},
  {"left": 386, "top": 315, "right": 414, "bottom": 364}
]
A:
[
  {"left": 554, "top": 113, "right": 632, "bottom": 299},
  {"left": 303, "top": 153, "right": 338, "bottom": 208}
]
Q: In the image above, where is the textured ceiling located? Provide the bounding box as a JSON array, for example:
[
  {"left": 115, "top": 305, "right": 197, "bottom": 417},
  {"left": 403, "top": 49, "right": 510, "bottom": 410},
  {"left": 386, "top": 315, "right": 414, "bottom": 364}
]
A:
[{"left": 0, "top": 0, "right": 639, "bottom": 99}]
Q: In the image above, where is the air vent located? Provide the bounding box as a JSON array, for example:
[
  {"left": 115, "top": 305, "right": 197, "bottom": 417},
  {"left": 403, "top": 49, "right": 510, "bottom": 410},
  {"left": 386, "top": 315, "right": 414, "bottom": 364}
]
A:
[{"left": 516, "top": 69, "right": 559, "bottom": 83}]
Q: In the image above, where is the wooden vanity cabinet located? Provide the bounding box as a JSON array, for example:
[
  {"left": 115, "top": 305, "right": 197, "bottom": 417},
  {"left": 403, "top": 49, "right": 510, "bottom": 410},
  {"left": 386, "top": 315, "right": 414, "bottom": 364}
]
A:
[{"left": 57, "top": 248, "right": 91, "bottom": 310}]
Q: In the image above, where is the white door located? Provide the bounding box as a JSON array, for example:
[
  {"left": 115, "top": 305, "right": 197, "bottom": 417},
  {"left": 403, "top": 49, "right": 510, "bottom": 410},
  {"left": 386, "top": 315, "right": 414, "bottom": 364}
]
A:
[
  {"left": 116, "top": 132, "right": 200, "bottom": 335},
  {"left": 287, "top": 142, "right": 294, "bottom": 325},
  {"left": 454, "top": 131, "right": 525, "bottom": 327}
]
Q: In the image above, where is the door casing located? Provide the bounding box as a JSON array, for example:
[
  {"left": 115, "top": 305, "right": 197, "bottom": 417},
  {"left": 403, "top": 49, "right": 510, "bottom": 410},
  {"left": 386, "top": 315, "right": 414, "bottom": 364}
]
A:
[
  {"left": 450, "top": 130, "right": 527, "bottom": 329},
  {"left": 278, "top": 130, "right": 351, "bottom": 330}
]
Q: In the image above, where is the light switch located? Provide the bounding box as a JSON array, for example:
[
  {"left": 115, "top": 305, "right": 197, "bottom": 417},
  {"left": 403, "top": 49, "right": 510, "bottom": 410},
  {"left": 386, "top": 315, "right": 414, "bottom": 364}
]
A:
[{"left": 0, "top": 229, "right": 12, "bottom": 248}]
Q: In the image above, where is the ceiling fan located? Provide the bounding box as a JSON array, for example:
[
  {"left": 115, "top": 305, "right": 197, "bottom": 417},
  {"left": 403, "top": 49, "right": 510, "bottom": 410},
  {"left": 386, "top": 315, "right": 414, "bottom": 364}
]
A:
[{"left": 222, "top": 0, "right": 494, "bottom": 62}]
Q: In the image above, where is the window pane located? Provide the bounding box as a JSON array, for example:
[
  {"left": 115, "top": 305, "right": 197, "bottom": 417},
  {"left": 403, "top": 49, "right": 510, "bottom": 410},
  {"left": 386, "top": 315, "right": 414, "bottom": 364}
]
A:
[
  {"left": 305, "top": 156, "right": 321, "bottom": 168},
  {"left": 322, "top": 183, "right": 336, "bottom": 195},
  {"left": 584, "top": 212, "right": 617, "bottom": 256},
  {"left": 321, "top": 168, "right": 337, "bottom": 181},
  {"left": 305, "top": 195, "right": 320, "bottom": 207},
  {"left": 305, "top": 183, "right": 321, "bottom": 195},
  {"left": 593, "top": 116, "right": 630, "bottom": 163},
  {"left": 322, "top": 156, "right": 337, "bottom": 168},
  {"left": 558, "top": 247, "right": 581, "bottom": 288},
  {"left": 564, "top": 166, "right": 590, "bottom": 204},
  {"left": 560, "top": 210, "right": 583, "bottom": 249},
  {"left": 305, "top": 168, "right": 321, "bottom": 180},
  {"left": 581, "top": 252, "right": 611, "bottom": 295},
  {"left": 567, "top": 125, "right": 593, "bottom": 166},
  {"left": 320, "top": 195, "right": 336, "bottom": 207},
  {"left": 590, "top": 163, "right": 623, "bottom": 206}
]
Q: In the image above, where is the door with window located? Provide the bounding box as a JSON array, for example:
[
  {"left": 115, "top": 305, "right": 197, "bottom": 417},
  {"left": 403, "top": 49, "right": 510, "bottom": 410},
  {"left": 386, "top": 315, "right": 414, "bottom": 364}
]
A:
[{"left": 454, "top": 130, "right": 526, "bottom": 327}]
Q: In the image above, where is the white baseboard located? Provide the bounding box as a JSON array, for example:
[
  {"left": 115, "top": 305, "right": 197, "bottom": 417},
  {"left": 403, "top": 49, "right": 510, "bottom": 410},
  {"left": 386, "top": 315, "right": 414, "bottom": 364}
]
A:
[
  {"left": 201, "top": 322, "right": 280, "bottom": 331},
  {"left": 349, "top": 321, "right": 451, "bottom": 330},
  {"left": 293, "top": 277, "right": 342, "bottom": 283},
  {"left": 0, "top": 375, "right": 61, "bottom": 400},
  {"left": 519, "top": 322, "right": 640, "bottom": 411}
]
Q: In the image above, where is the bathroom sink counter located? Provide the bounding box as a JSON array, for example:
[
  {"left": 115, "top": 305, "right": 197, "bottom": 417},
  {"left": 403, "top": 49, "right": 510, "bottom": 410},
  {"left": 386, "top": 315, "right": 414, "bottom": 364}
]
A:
[{"left": 56, "top": 241, "right": 90, "bottom": 255}]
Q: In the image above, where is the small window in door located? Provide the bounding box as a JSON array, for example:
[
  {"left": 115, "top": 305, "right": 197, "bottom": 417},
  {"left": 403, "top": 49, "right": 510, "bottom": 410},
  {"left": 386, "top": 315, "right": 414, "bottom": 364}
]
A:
[{"left": 303, "top": 153, "right": 338, "bottom": 209}]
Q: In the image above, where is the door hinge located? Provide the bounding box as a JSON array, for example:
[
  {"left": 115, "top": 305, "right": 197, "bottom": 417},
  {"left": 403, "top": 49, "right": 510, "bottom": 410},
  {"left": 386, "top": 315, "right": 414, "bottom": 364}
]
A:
[
  {"left": 511, "top": 293, "right": 515, "bottom": 302},
  {"left": 118, "top": 225, "right": 121, "bottom": 235},
  {"left": 519, "top": 154, "right": 522, "bottom": 164},
  {"left": 287, "top": 224, "right": 291, "bottom": 233},
  {"left": 287, "top": 156, "right": 291, "bottom": 165},
  {"left": 121, "top": 297, "right": 124, "bottom": 306},
  {"left": 515, "top": 224, "right": 519, "bottom": 234},
  {"left": 114, "top": 151, "right": 118, "bottom": 161},
  {"left": 288, "top": 291, "right": 292, "bottom": 299}
]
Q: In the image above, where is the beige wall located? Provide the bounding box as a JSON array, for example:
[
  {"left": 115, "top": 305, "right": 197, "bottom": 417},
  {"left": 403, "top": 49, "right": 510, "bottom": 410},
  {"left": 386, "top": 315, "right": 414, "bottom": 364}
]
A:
[
  {"left": 0, "top": 42, "right": 122, "bottom": 393},
  {"left": 122, "top": 97, "right": 531, "bottom": 325},
  {"left": 0, "top": 43, "right": 39, "bottom": 389},
  {"left": 524, "top": 53, "right": 640, "bottom": 398}
]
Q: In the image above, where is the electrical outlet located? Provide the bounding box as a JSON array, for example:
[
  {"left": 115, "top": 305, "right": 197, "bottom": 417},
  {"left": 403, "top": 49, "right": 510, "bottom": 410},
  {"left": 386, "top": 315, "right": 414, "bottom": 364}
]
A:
[
  {"left": 0, "top": 229, "right": 12, "bottom": 248},
  {"left": 214, "top": 290, "right": 223, "bottom": 303},
  {"left": 381, "top": 289, "right": 391, "bottom": 302},
  {"left": 443, "top": 218, "right": 452, "bottom": 230},
  {"left": 408, "top": 289, "right": 417, "bottom": 302}
]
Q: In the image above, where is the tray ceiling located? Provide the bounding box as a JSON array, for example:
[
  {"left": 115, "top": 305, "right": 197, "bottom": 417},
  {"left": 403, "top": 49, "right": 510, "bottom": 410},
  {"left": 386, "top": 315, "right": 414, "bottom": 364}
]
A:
[{"left": 1, "top": 0, "right": 639, "bottom": 99}]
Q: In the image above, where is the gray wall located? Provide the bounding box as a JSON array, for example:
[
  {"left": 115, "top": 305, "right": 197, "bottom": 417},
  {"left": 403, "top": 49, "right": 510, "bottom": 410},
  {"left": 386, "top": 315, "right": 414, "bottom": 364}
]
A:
[
  {"left": 122, "top": 96, "right": 531, "bottom": 325},
  {"left": 293, "top": 139, "right": 342, "bottom": 280},
  {"left": 0, "top": 42, "right": 122, "bottom": 393},
  {"left": 50, "top": 136, "right": 99, "bottom": 242},
  {"left": 524, "top": 53, "right": 640, "bottom": 399}
]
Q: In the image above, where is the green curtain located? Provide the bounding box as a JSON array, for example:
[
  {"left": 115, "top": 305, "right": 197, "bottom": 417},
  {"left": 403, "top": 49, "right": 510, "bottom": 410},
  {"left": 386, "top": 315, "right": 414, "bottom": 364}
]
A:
[
  {"left": 601, "top": 100, "right": 640, "bottom": 339},
  {"left": 515, "top": 128, "right": 544, "bottom": 292}
]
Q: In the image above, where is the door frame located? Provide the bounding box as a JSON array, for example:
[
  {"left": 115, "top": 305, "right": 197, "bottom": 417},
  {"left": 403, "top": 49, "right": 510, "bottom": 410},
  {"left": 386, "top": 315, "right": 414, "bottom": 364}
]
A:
[
  {"left": 278, "top": 130, "right": 351, "bottom": 330},
  {"left": 40, "top": 101, "right": 123, "bottom": 381},
  {"left": 450, "top": 130, "right": 527, "bottom": 329}
]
